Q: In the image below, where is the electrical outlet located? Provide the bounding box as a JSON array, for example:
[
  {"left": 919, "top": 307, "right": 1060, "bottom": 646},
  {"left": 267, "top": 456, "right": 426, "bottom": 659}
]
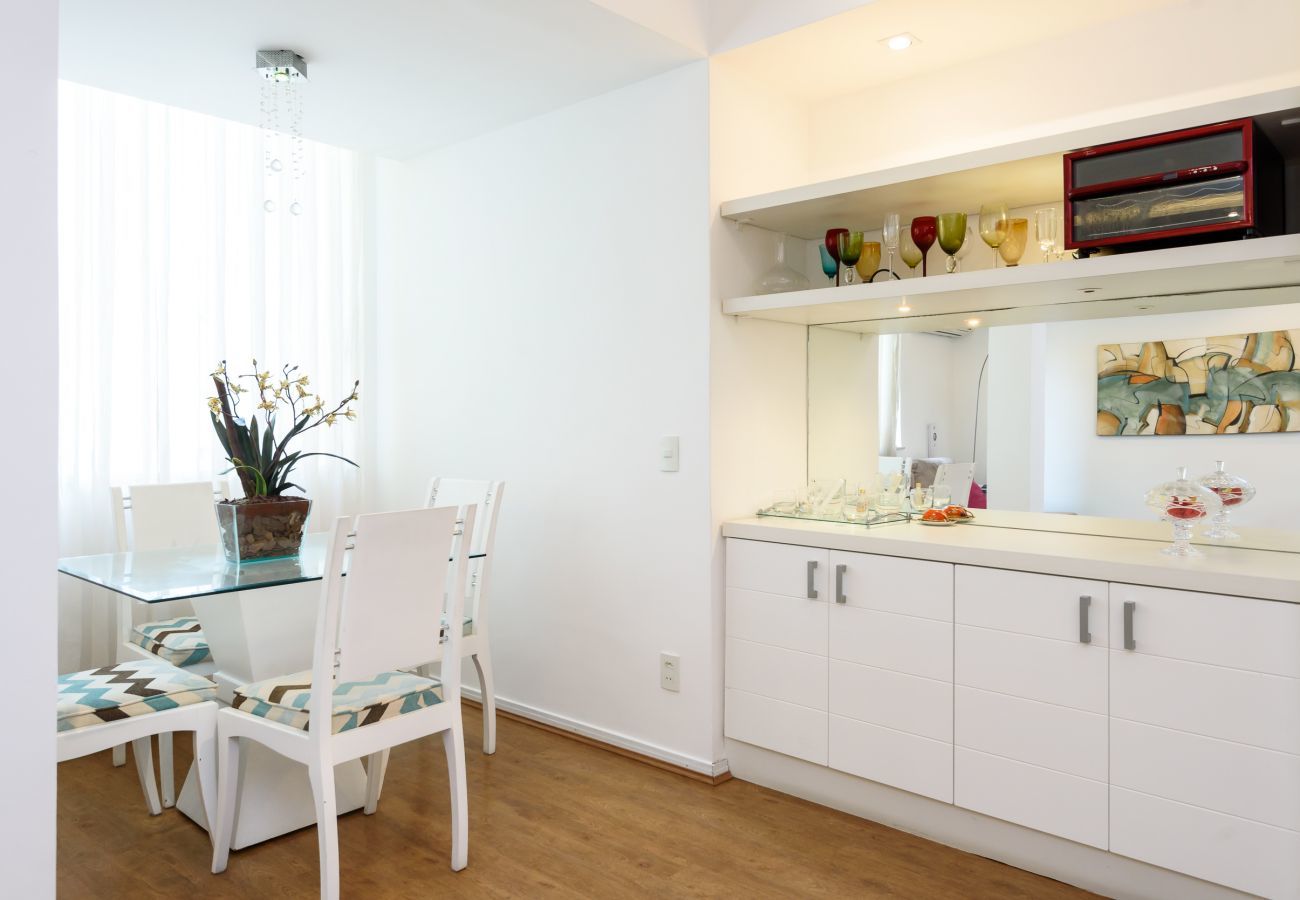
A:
[{"left": 660, "top": 652, "right": 680, "bottom": 692}]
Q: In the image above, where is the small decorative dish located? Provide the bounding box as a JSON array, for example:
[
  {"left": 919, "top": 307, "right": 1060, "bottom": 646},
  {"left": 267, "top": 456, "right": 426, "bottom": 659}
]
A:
[
  {"left": 943, "top": 505, "right": 975, "bottom": 522},
  {"left": 919, "top": 508, "right": 955, "bottom": 526}
]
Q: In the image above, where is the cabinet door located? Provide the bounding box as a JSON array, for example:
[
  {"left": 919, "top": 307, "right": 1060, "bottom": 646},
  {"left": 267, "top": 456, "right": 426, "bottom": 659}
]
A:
[
  {"left": 1109, "top": 584, "right": 1300, "bottom": 897},
  {"left": 726, "top": 539, "right": 828, "bottom": 600},
  {"left": 724, "top": 688, "right": 827, "bottom": 766},
  {"left": 954, "top": 568, "right": 1109, "bottom": 845}
]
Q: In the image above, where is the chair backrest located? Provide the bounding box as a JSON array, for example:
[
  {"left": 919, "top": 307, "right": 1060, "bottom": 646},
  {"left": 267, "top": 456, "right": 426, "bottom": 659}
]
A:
[
  {"left": 933, "top": 463, "right": 976, "bottom": 507},
  {"left": 111, "top": 481, "right": 220, "bottom": 552},
  {"left": 426, "top": 478, "right": 505, "bottom": 624},
  {"left": 877, "top": 456, "right": 911, "bottom": 487},
  {"left": 312, "top": 505, "right": 475, "bottom": 734}
]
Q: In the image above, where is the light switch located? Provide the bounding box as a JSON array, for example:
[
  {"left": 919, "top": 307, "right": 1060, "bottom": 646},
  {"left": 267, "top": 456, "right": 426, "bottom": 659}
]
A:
[{"left": 659, "top": 436, "right": 680, "bottom": 472}]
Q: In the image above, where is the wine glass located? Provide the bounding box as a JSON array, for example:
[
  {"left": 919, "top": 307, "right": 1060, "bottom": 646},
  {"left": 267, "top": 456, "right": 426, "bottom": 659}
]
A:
[
  {"left": 818, "top": 245, "right": 838, "bottom": 285},
  {"left": 1034, "top": 208, "right": 1058, "bottom": 263},
  {"left": 998, "top": 218, "right": 1028, "bottom": 266},
  {"left": 856, "top": 241, "right": 882, "bottom": 283},
  {"left": 910, "top": 216, "right": 937, "bottom": 277},
  {"left": 837, "top": 231, "right": 864, "bottom": 286},
  {"left": 937, "top": 212, "right": 967, "bottom": 274},
  {"left": 882, "top": 214, "right": 900, "bottom": 277},
  {"left": 979, "top": 203, "right": 1008, "bottom": 267},
  {"left": 899, "top": 229, "right": 923, "bottom": 276},
  {"left": 824, "top": 228, "right": 849, "bottom": 286}
]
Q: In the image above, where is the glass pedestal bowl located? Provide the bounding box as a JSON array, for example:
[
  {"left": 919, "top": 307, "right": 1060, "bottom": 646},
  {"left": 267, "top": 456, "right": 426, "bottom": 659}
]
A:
[
  {"left": 1145, "top": 466, "right": 1221, "bottom": 557},
  {"left": 1197, "top": 460, "right": 1256, "bottom": 541}
]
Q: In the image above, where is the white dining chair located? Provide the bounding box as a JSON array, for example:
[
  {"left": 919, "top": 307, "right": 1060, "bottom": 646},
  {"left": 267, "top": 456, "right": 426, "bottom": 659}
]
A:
[
  {"left": 211, "top": 505, "right": 475, "bottom": 899},
  {"left": 58, "top": 657, "right": 218, "bottom": 828},
  {"left": 426, "top": 477, "right": 505, "bottom": 754},
  {"left": 109, "top": 481, "right": 221, "bottom": 806},
  {"left": 933, "top": 462, "right": 976, "bottom": 508}
]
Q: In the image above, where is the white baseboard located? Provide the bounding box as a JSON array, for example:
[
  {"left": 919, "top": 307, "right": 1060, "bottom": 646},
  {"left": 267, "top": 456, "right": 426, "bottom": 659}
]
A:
[{"left": 461, "top": 686, "right": 729, "bottom": 779}]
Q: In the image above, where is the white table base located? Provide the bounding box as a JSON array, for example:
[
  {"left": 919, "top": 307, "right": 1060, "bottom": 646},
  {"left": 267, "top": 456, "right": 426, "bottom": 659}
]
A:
[
  {"left": 177, "top": 579, "right": 366, "bottom": 847},
  {"left": 175, "top": 743, "right": 367, "bottom": 849}
]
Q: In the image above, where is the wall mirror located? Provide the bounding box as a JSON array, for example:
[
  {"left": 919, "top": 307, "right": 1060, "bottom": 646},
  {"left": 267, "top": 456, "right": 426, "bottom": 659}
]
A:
[{"left": 805, "top": 290, "right": 1300, "bottom": 553}]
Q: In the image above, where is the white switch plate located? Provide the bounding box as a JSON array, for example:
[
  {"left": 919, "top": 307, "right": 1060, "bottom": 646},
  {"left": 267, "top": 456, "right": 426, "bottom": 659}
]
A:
[
  {"left": 659, "top": 435, "right": 679, "bottom": 472},
  {"left": 660, "top": 652, "right": 680, "bottom": 692}
]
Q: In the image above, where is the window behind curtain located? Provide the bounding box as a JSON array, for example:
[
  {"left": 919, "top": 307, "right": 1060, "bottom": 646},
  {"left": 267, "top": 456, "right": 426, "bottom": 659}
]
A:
[{"left": 57, "top": 81, "right": 369, "bottom": 669}]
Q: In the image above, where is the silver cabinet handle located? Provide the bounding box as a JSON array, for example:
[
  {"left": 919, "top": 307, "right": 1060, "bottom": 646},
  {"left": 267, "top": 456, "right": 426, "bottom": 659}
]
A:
[
  {"left": 835, "top": 564, "right": 847, "bottom": 604},
  {"left": 1123, "top": 600, "right": 1136, "bottom": 651},
  {"left": 1078, "top": 595, "right": 1092, "bottom": 644},
  {"left": 806, "top": 560, "right": 819, "bottom": 599}
]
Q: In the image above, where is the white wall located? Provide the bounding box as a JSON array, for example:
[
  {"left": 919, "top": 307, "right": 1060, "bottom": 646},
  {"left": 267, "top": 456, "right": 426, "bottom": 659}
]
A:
[
  {"left": 986, "top": 324, "right": 1046, "bottom": 512},
  {"left": 1042, "top": 298, "right": 1300, "bottom": 527},
  {"left": 372, "top": 63, "right": 717, "bottom": 769},
  {"left": 948, "top": 329, "right": 989, "bottom": 485},
  {"left": 808, "top": 328, "right": 878, "bottom": 484},
  {"left": 0, "top": 0, "right": 57, "bottom": 894}
]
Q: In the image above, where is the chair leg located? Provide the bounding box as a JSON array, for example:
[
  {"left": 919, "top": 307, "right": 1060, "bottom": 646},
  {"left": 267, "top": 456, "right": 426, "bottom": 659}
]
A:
[
  {"left": 159, "top": 731, "right": 176, "bottom": 808},
  {"left": 308, "top": 759, "right": 341, "bottom": 900},
  {"left": 441, "top": 725, "right": 469, "bottom": 871},
  {"left": 112, "top": 743, "right": 127, "bottom": 767},
  {"left": 131, "top": 737, "right": 162, "bottom": 816},
  {"left": 193, "top": 723, "right": 218, "bottom": 846},
  {"left": 472, "top": 650, "right": 497, "bottom": 755},
  {"left": 363, "top": 749, "right": 390, "bottom": 815},
  {"left": 211, "top": 734, "right": 242, "bottom": 874}
]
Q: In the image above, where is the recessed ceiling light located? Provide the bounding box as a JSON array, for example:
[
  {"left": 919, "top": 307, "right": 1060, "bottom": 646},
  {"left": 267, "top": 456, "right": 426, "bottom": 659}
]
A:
[
  {"left": 1078, "top": 288, "right": 1100, "bottom": 294},
  {"left": 881, "top": 32, "right": 918, "bottom": 51},
  {"left": 965, "top": 318, "right": 981, "bottom": 327},
  {"left": 898, "top": 300, "right": 912, "bottom": 313}
]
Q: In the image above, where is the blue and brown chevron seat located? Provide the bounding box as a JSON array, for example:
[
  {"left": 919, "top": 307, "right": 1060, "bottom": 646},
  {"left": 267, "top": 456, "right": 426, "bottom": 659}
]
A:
[
  {"left": 130, "top": 616, "right": 211, "bottom": 667},
  {"left": 58, "top": 659, "right": 217, "bottom": 733},
  {"left": 232, "top": 671, "right": 442, "bottom": 734}
]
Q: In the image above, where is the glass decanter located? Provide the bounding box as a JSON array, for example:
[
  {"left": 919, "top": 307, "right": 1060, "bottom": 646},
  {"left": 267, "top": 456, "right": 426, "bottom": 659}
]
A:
[
  {"left": 1197, "top": 460, "right": 1255, "bottom": 541},
  {"left": 1145, "top": 466, "right": 1221, "bottom": 557},
  {"left": 755, "top": 233, "right": 811, "bottom": 295}
]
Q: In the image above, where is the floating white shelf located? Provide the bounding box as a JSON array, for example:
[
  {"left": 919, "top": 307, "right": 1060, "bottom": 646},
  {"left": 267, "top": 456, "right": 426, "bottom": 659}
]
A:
[{"left": 722, "top": 234, "right": 1300, "bottom": 334}]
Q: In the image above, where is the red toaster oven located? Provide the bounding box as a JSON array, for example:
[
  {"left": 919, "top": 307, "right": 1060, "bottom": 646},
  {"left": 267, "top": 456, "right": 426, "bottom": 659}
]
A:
[{"left": 1064, "top": 118, "right": 1282, "bottom": 255}]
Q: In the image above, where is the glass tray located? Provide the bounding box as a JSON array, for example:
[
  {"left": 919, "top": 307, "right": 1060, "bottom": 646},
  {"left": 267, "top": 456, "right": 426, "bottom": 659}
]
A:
[{"left": 756, "top": 507, "right": 914, "bottom": 527}]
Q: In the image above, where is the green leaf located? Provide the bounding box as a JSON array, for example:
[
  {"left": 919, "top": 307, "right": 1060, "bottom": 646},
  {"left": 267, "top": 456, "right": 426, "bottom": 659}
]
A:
[{"left": 248, "top": 415, "right": 261, "bottom": 468}]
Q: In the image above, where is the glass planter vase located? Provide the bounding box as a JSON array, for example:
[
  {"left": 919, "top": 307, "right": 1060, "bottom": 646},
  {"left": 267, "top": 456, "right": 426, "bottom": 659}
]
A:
[{"left": 215, "top": 496, "right": 312, "bottom": 565}]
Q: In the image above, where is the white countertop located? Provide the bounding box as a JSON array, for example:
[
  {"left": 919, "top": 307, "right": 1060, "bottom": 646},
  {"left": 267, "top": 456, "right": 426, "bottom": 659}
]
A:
[{"left": 723, "top": 512, "right": 1300, "bottom": 603}]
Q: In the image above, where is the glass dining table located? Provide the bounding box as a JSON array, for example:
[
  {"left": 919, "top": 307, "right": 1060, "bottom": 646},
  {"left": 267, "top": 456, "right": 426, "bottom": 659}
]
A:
[{"left": 58, "top": 532, "right": 483, "bottom": 848}]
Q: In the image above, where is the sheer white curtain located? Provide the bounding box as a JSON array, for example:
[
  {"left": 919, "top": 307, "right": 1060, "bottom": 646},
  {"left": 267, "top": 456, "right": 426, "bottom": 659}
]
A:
[{"left": 58, "top": 82, "right": 369, "bottom": 670}]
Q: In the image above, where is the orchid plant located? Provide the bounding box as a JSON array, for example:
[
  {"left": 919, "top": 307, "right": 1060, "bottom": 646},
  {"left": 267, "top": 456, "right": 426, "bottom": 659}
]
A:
[{"left": 208, "top": 360, "right": 359, "bottom": 499}]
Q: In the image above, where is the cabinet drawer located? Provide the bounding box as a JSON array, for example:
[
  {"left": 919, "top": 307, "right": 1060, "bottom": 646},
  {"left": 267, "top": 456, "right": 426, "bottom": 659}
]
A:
[
  {"left": 725, "top": 638, "right": 826, "bottom": 711},
  {"left": 956, "top": 625, "right": 1107, "bottom": 714},
  {"left": 830, "top": 715, "right": 952, "bottom": 803},
  {"left": 1111, "top": 787, "right": 1300, "bottom": 900},
  {"left": 830, "top": 660, "right": 951, "bottom": 742},
  {"left": 1112, "top": 717, "right": 1300, "bottom": 831},
  {"left": 830, "top": 607, "right": 951, "bottom": 682},
  {"left": 724, "top": 688, "right": 827, "bottom": 765},
  {"left": 955, "top": 686, "right": 1106, "bottom": 782},
  {"left": 955, "top": 748, "right": 1107, "bottom": 849},
  {"left": 726, "top": 587, "right": 827, "bottom": 656},
  {"left": 1111, "top": 584, "right": 1300, "bottom": 677},
  {"left": 1111, "top": 650, "right": 1300, "bottom": 753},
  {"left": 829, "top": 551, "right": 952, "bottom": 621},
  {"left": 726, "top": 539, "right": 828, "bottom": 599},
  {"left": 957, "top": 567, "right": 1108, "bottom": 646}
]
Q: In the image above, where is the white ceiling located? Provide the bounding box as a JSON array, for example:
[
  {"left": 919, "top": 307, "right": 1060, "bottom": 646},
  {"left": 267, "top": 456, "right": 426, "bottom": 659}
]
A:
[
  {"left": 714, "top": 0, "right": 1185, "bottom": 102},
  {"left": 58, "top": 0, "right": 703, "bottom": 159}
]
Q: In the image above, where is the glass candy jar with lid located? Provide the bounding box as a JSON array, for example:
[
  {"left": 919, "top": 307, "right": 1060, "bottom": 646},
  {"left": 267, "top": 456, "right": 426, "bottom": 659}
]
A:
[
  {"left": 1197, "top": 460, "right": 1255, "bottom": 541},
  {"left": 1145, "top": 466, "right": 1221, "bottom": 557}
]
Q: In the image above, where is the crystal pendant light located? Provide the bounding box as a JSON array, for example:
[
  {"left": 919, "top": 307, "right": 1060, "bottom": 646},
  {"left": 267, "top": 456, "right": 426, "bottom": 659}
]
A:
[{"left": 256, "top": 50, "right": 307, "bottom": 216}]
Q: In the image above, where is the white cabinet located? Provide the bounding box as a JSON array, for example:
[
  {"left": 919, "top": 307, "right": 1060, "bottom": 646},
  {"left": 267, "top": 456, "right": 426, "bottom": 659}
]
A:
[
  {"left": 954, "top": 567, "right": 1109, "bottom": 848},
  {"left": 724, "top": 540, "right": 828, "bottom": 765},
  {"left": 827, "top": 550, "right": 953, "bottom": 803},
  {"left": 1109, "top": 584, "right": 1300, "bottom": 899}
]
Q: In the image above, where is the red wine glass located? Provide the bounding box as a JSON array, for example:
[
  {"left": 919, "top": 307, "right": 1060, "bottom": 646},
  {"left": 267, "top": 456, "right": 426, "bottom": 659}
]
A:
[{"left": 910, "top": 216, "right": 937, "bottom": 277}]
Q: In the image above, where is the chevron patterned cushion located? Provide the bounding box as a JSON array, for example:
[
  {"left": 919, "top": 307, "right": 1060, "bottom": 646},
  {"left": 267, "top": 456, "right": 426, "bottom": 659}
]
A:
[
  {"left": 232, "top": 671, "right": 442, "bottom": 734},
  {"left": 129, "top": 616, "right": 211, "bottom": 667},
  {"left": 58, "top": 659, "right": 217, "bottom": 733}
]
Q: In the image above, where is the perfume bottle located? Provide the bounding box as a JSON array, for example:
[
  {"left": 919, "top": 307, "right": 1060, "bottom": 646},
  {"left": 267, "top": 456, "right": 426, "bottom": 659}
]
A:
[
  {"left": 1197, "top": 461, "right": 1255, "bottom": 541},
  {"left": 1145, "top": 466, "right": 1221, "bottom": 557}
]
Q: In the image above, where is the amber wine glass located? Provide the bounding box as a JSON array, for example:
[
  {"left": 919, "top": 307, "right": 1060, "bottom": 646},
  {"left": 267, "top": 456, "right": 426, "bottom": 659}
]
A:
[{"left": 979, "top": 203, "right": 1008, "bottom": 267}]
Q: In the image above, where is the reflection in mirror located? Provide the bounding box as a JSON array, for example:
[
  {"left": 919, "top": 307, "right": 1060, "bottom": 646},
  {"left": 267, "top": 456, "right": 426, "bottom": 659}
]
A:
[{"left": 807, "top": 296, "right": 1300, "bottom": 553}]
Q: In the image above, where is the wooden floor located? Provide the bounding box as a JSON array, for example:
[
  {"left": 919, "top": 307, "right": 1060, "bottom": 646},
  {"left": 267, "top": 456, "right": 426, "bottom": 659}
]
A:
[{"left": 58, "top": 706, "right": 1091, "bottom": 898}]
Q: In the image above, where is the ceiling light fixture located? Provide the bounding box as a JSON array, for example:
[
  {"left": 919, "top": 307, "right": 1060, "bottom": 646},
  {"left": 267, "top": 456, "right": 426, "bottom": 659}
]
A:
[
  {"left": 898, "top": 300, "right": 912, "bottom": 313},
  {"left": 881, "top": 32, "right": 918, "bottom": 51},
  {"left": 965, "top": 318, "right": 981, "bottom": 327},
  {"left": 256, "top": 50, "right": 308, "bottom": 216}
]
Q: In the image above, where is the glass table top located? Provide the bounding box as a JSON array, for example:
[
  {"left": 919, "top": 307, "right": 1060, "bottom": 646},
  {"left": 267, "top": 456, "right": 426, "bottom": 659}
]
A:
[{"left": 58, "top": 533, "right": 485, "bottom": 604}]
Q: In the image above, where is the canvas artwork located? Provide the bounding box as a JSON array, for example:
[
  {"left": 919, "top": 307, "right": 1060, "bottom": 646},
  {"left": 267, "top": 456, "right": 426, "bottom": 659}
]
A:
[{"left": 1097, "top": 330, "right": 1300, "bottom": 436}]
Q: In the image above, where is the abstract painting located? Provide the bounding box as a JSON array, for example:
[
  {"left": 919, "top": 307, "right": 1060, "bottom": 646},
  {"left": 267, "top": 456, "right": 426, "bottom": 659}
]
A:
[{"left": 1097, "top": 330, "right": 1300, "bottom": 435}]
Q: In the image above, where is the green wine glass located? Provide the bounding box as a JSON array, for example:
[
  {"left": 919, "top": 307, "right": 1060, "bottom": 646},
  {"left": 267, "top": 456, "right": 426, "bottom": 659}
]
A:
[
  {"left": 836, "top": 231, "right": 864, "bottom": 286},
  {"left": 937, "top": 212, "right": 968, "bottom": 274}
]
